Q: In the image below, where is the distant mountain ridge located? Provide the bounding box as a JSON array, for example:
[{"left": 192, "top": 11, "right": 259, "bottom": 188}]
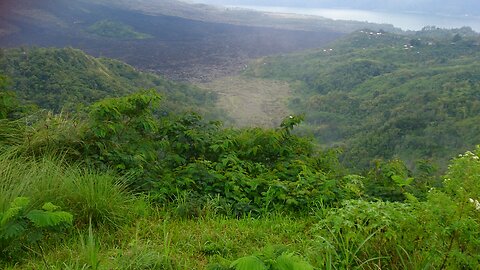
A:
[{"left": 190, "top": 0, "right": 480, "bottom": 17}]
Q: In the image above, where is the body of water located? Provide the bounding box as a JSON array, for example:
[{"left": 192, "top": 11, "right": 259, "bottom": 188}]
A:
[{"left": 230, "top": 5, "right": 480, "bottom": 32}]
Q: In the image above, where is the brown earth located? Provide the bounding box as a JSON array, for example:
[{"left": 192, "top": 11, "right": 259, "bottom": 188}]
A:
[
  {"left": 0, "top": 0, "right": 344, "bottom": 82},
  {"left": 198, "top": 76, "right": 292, "bottom": 128}
]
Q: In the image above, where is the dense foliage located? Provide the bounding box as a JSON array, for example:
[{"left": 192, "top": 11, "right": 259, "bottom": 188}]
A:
[
  {"left": 246, "top": 27, "right": 480, "bottom": 170},
  {"left": 0, "top": 47, "right": 217, "bottom": 116},
  {"left": 0, "top": 88, "right": 357, "bottom": 216},
  {"left": 0, "top": 197, "right": 73, "bottom": 260}
]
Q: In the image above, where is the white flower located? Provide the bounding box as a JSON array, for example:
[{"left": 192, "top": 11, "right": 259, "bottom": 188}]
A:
[{"left": 469, "top": 198, "right": 480, "bottom": 210}]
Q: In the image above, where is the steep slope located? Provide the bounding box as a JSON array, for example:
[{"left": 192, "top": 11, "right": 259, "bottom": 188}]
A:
[
  {"left": 0, "top": 47, "right": 216, "bottom": 115},
  {"left": 246, "top": 28, "right": 480, "bottom": 168},
  {"left": 0, "top": 0, "right": 348, "bottom": 81}
]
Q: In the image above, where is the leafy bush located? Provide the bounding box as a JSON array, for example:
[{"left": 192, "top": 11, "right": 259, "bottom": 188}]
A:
[
  {"left": 363, "top": 158, "right": 413, "bottom": 201},
  {"left": 0, "top": 197, "right": 72, "bottom": 260},
  {"left": 155, "top": 114, "right": 355, "bottom": 215},
  {"left": 209, "top": 248, "right": 313, "bottom": 270},
  {"left": 310, "top": 147, "right": 480, "bottom": 269},
  {"left": 428, "top": 147, "right": 480, "bottom": 268},
  {"left": 75, "top": 91, "right": 354, "bottom": 215},
  {"left": 82, "top": 90, "right": 162, "bottom": 188}
]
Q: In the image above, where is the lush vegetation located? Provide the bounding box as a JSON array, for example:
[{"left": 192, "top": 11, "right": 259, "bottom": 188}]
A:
[
  {"left": 246, "top": 27, "right": 480, "bottom": 170},
  {"left": 0, "top": 47, "right": 217, "bottom": 116},
  {"left": 1, "top": 69, "right": 480, "bottom": 268},
  {"left": 87, "top": 20, "right": 153, "bottom": 40},
  {"left": 2, "top": 30, "right": 480, "bottom": 268}
]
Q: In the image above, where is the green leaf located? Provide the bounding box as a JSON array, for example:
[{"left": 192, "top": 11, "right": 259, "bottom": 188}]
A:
[
  {"left": 1, "top": 221, "right": 26, "bottom": 239},
  {"left": 272, "top": 253, "right": 314, "bottom": 270},
  {"left": 230, "top": 255, "right": 267, "bottom": 270},
  {"left": 391, "top": 175, "right": 414, "bottom": 187},
  {"left": 42, "top": 202, "right": 60, "bottom": 212},
  {"left": 26, "top": 210, "right": 73, "bottom": 228},
  {"left": 10, "top": 197, "right": 30, "bottom": 209},
  {"left": 1, "top": 197, "right": 30, "bottom": 226}
]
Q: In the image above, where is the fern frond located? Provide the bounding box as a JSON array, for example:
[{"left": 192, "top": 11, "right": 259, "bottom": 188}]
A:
[
  {"left": 0, "top": 197, "right": 30, "bottom": 226},
  {"left": 230, "top": 255, "right": 267, "bottom": 270},
  {"left": 26, "top": 210, "right": 73, "bottom": 228},
  {"left": 0, "top": 221, "right": 27, "bottom": 239},
  {"left": 273, "top": 253, "right": 314, "bottom": 270},
  {"left": 42, "top": 202, "right": 61, "bottom": 212}
]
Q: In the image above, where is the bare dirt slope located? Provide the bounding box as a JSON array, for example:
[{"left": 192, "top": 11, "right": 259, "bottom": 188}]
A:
[
  {"left": 0, "top": 0, "right": 344, "bottom": 82},
  {"left": 198, "top": 76, "right": 292, "bottom": 127}
]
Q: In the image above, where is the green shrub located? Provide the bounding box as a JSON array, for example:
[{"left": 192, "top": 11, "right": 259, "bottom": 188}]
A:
[
  {"left": 0, "top": 197, "right": 72, "bottom": 260},
  {"left": 425, "top": 147, "right": 480, "bottom": 268},
  {"left": 311, "top": 147, "right": 480, "bottom": 269},
  {"left": 209, "top": 247, "right": 313, "bottom": 270}
]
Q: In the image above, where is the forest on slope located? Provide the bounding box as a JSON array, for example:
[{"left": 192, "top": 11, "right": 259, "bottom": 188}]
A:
[
  {"left": 0, "top": 47, "right": 218, "bottom": 117},
  {"left": 246, "top": 27, "right": 480, "bottom": 170}
]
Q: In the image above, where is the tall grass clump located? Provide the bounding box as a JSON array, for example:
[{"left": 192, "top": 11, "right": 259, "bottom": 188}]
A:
[
  {"left": 0, "top": 150, "right": 64, "bottom": 212},
  {"left": 311, "top": 200, "right": 419, "bottom": 269},
  {"left": 0, "top": 150, "right": 144, "bottom": 228},
  {"left": 62, "top": 169, "right": 144, "bottom": 227},
  {"left": 0, "top": 118, "right": 24, "bottom": 148}
]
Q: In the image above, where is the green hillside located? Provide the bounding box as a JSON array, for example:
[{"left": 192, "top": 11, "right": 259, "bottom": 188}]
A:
[
  {"left": 246, "top": 27, "right": 480, "bottom": 169},
  {"left": 87, "top": 20, "right": 153, "bottom": 39},
  {"left": 0, "top": 47, "right": 216, "bottom": 115}
]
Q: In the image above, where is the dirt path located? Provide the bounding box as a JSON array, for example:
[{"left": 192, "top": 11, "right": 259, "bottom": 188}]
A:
[{"left": 198, "top": 76, "right": 292, "bottom": 128}]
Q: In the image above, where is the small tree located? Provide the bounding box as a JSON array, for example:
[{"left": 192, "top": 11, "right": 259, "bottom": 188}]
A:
[{"left": 82, "top": 90, "right": 161, "bottom": 187}]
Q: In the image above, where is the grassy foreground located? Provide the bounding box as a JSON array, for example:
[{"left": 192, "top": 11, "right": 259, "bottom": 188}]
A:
[
  {"left": 2, "top": 147, "right": 480, "bottom": 269},
  {"left": 0, "top": 153, "right": 315, "bottom": 269},
  {"left": 12, "top": 212, "right": 316, "bottom": 269}
]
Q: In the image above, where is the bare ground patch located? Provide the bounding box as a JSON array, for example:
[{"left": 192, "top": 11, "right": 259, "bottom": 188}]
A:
[{"left": 198, "top": 76, "right": 292, "bottom": 128}]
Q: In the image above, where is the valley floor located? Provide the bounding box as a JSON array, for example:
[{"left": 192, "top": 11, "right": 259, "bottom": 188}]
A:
[{"left": 198, "top": 76, "right": 292, "bottom": 127}]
